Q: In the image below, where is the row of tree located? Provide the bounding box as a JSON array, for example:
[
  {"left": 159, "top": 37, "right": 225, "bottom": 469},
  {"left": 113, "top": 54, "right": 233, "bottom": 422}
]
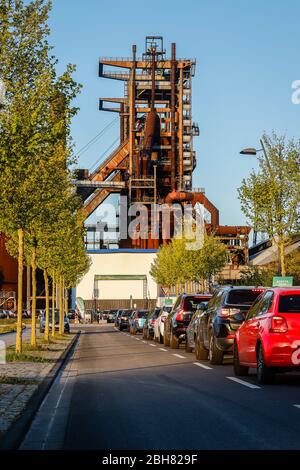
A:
[
  {"left": 0, "top": 0, "right": 90, "bottom": 352},
  {"left": 151, "top": 132, "right": 300, "bottom": 292},
  {"left": 150, "top": 235, "right": 228, "bottom": 293}
]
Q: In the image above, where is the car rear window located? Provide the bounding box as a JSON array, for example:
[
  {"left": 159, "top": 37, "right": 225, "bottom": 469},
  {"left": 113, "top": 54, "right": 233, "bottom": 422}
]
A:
[
  {"left": 278, "top": 295, "right": 300, "bottom": 313},
  {"left": 183, "top": 296, "right": 206, "bottom": 312},
  {"left": 138, "top": 311, "right": 148, "bottom": 318},
  {"left": 226, "top": 289, "right": 263, "bottom": 306}
]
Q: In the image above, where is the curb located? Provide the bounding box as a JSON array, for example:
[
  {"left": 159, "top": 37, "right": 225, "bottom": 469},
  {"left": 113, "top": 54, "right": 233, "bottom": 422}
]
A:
[{"left": 0, "top": 331, "right": 80, "bottom": 450}]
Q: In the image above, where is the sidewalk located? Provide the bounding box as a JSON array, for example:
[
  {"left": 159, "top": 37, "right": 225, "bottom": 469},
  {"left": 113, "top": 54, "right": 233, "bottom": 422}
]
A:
[{"left": 0, "top": 334, "right": 75, "bottom": 439}]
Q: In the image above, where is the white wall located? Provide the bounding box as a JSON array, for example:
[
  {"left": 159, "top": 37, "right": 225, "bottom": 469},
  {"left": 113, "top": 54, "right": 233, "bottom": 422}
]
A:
[{"left": 76, "top": 251, "right": 158, "bottom": 300}]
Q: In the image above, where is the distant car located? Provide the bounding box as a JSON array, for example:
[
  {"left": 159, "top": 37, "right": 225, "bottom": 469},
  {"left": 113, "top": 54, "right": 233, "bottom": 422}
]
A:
[
  {"left": 129, "top": 309, "right": 149, "bottom": 335},
  {"left": 118, "top": 309, "right": 134, "bottom": 331},
  {"left": 195, "top": 286, "right": 265, "bottom": 364},
  {"left": 0, "top": 310, "right": 6, "bottom": 319},
  {"left": 164, "top": 294, "right": 212, "bottom": 349},
  {"left": 142, "top": 308, "right": 160, "bottom": 339},
  {"left": 101, "top": 310, "right": 110, "bottom": 320},
  {"left": 68, "top": 309, "right": 75, "bottom": 320},
  {"left": 185, "top": 298, "right": 212, "bottom": 353},
  {"left": 154, "top": 306, "right": 172, "bottom": 343},
  {"left": 107, "top": 310, "right": 118, "bottom": 323},
  {"left": 114, "top": 309, "right": 125, "bottom": 327},
  {"left": 234, "top": 288, "right": 300, "bottom": 384},
  {"left": 40, "top": 309, "right": 70, "bottom": 333}
]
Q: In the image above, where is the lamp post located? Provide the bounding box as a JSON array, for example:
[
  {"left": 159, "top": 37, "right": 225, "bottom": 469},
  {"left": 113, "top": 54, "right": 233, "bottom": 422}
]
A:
[{"left": 239, "top": 140, "right": 282, "bottom": 275}]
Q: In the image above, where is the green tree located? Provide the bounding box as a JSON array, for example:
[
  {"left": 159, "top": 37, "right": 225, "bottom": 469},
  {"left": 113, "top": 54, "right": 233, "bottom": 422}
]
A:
[
  {"left": 150, "top": 235, "right": 227, "bottom": 293},
  {"left": 238, "top": 133, "right": 300, "bottom": 277}
]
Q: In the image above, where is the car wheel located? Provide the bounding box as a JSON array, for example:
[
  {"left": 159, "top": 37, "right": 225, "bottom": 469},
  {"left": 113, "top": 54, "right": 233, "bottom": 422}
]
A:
[
  {"left": 233, "top": 342, "right": 249, "bottom": 376},
  {"left": 208, "top": 334, "right": 223, "bottom": 365},
  {"left": 195, "top": 336, "right": 209, "bottom": 360},
  {"left": 170, "top": 332, "right": 179, "bottom": 349},
  {"left": 257, "top": 344, "right": 275, "bottom": 384},
  {"left": 160, "top": 333, "right": 164, "bottom": 344},
  {"left": 185, "top": 338, "right": 193, "bottom": 353}
]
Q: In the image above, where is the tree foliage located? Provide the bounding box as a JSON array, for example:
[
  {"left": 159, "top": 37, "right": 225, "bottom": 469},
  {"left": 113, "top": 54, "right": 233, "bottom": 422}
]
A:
[{"left": 238, "top": 133, "right": 300, "bottom": 276}]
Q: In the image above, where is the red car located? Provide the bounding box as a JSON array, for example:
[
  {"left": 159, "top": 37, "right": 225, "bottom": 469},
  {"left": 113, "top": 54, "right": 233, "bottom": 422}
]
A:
[{"left": 234, "top": 287, "right": 300, "bottom": 384}]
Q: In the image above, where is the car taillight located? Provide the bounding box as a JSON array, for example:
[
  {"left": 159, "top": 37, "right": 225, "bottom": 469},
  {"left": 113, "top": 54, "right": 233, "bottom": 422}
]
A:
[
  {"left": 151, "top": 319, "right": 156, "bottom": 325},
  {"left": 219, "top": 308, "right": 241, "bottom": 318},
  {"left": 269, "top": 316, "right": 288, "bottom": 333},
  {"left": 176, "top": 309, "right": 184, "bottom": 321}
]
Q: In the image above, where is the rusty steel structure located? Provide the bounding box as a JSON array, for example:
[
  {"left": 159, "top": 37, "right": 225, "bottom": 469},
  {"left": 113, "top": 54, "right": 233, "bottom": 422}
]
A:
[{"left": 76, "top": 37, "right": 250, "bottom": 262}]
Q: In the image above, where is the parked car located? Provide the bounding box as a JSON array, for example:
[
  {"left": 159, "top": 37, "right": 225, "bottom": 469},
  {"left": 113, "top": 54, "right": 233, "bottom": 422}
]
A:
[
  {"left": 234, "top": 287, "right": 300, "bottom": 384},
  {"left": 101, "top": 310, "right": 110, "bottom": 320},
  {"left": 114, "top": 310, "right": 123, "bottom": 327},
  {"left": 154, "top": 306, "right": 172, "bottom": 343},
  {"left": 107, "top": 309, "right": 118, "bottom": 323},
  {"left": 129, "top": 309, "right": 149, "bottom": 335},
  {"left": 0, "top": 310, "right": 6, "bottom": 319},
  {"left": 68, "top": 309, "right": 75, "bottom": 320},
  {"left": 195, "top": 286, "right": 265, "bottom": 364},
  {"left": 142, "top": 308, "right": 160, "bottom": 339},
  {"left": 164, "top": 294, "right": 211, "bottom": 349},
  {"left": 185, "top": 297, "right": 212, "bottom": 352},
  {"left": 118, "top": 309, "right": 133, "bottom": 331},
  {"left": 40, "top": 309, "right": 70, "bottom": 333}
]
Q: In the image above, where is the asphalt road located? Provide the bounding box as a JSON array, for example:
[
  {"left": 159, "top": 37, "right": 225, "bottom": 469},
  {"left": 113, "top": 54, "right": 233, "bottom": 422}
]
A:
[{"left": 20, "top": 322, "right": 300, "bottom": 450}]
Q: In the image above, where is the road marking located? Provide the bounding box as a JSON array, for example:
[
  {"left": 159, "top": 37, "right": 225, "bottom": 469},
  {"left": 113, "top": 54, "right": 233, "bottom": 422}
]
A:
[
  {"left": 142, "top": 340, "right": 146, "bottom": 343},
  {"left": 193, "top": 362, "right": 212, "bottom": 370},
  {"left": 149, "top": 343, "right": 156, "bottom": 347},
  {"left": 135, "top": 338, "right": 140, "bottom": 340},
  {"left": 227, "top": 377, "right": 261, "bottom": 389},
  {"left": 159, "top": 348, "right": 168, "bottom": 352},
  {"left": 173, "top": 353, "right": 185, "bottom": 359},
  {"left": 293, "top": 405, "right": 300, "bottom": 409}
]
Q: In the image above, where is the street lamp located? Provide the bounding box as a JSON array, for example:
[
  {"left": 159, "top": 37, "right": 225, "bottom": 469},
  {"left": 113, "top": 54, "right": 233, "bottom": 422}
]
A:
[{"left": 239, "top": 139, "right": 282, "bottom": 275}]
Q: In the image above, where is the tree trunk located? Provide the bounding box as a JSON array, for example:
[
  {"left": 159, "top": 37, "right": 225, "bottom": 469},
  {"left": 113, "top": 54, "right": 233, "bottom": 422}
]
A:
[
  {"left": 44, "top": 270, "right": 50, "bottom": 342},
  {"left": 16, "top": 228, "right": 24, "bottom": 354},
  {"left": 52, "top": 271, "right": 56, "bottom": 338},
  {"left": 59, "top": 275, "right": 64, "bottom": 335},
  {"left": 31, "top": 246, "right": 37, "bottom": 348},
  {"left": 279, "top": 241, "right": 286, "bottom": 277}
]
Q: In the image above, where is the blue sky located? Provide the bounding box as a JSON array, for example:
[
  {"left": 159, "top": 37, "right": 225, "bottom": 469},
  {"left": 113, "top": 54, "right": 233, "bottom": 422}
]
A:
[{"left": 49, "top": 0, "right": 300, "bottom": 226}]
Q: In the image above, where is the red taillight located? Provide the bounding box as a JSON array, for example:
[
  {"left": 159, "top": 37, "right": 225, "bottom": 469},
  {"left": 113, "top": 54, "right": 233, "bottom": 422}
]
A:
[
  {"left": 269, "top": 316, "right": 288, "bottom": 333},
  {"left": 151, "top": 319, "right": 156, "bottom": 325},
  {"left": 176, "top": 309, "right": 184, "bottom": 321},
  {"left": 219, "top": 308, "right": 240, "bottom": 318}
]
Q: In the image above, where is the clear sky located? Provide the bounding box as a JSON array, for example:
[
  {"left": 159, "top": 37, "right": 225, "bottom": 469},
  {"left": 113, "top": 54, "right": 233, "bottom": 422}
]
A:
[{"left": 49, "top": 0, "right": 300, "bottom": 226}]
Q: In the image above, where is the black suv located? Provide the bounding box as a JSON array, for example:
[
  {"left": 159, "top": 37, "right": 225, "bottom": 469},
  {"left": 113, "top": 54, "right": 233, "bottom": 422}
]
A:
[
  {"left": 195, "top": 286, "right": 265, "bottom": 364},
  {"left": 164, "top": 294, "right": 211, "bottom": 349}
]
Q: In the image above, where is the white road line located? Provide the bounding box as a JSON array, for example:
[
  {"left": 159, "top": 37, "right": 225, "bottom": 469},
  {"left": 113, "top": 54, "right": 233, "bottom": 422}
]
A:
[
  {"left": 142, "top": 340, "right": 146, "bottom": 343},
  {"left": 135, "top": 338, "right": 140, "bottom": 340},
  {"left": 173, "top": 353, "right": 185, "bottom": 359},
  {"left": 293, "top": 404, "right": 300, "bottom": 409},
  {"left": 193, "top": 362, "right": 212, "bottom": 370},
  {"left": 227, "top": 377, "right": 261, "bottom": 389},
  {"left": 159, "top": 348, "right": 168, "bottom": 352},
  {"left": 149, "top": 343, "right": 156, "bottom": 347}
]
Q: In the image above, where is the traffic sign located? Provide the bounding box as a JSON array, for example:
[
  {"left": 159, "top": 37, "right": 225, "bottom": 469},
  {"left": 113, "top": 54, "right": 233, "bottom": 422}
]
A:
[{"left": 272, "top": 276, "right": 293, "bottom": 287}]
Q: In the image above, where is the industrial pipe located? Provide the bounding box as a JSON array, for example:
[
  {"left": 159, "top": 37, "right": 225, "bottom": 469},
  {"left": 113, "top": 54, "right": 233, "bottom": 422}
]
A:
[{"left": 164, "top": 190, "right": 220, "bottom": 227}]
